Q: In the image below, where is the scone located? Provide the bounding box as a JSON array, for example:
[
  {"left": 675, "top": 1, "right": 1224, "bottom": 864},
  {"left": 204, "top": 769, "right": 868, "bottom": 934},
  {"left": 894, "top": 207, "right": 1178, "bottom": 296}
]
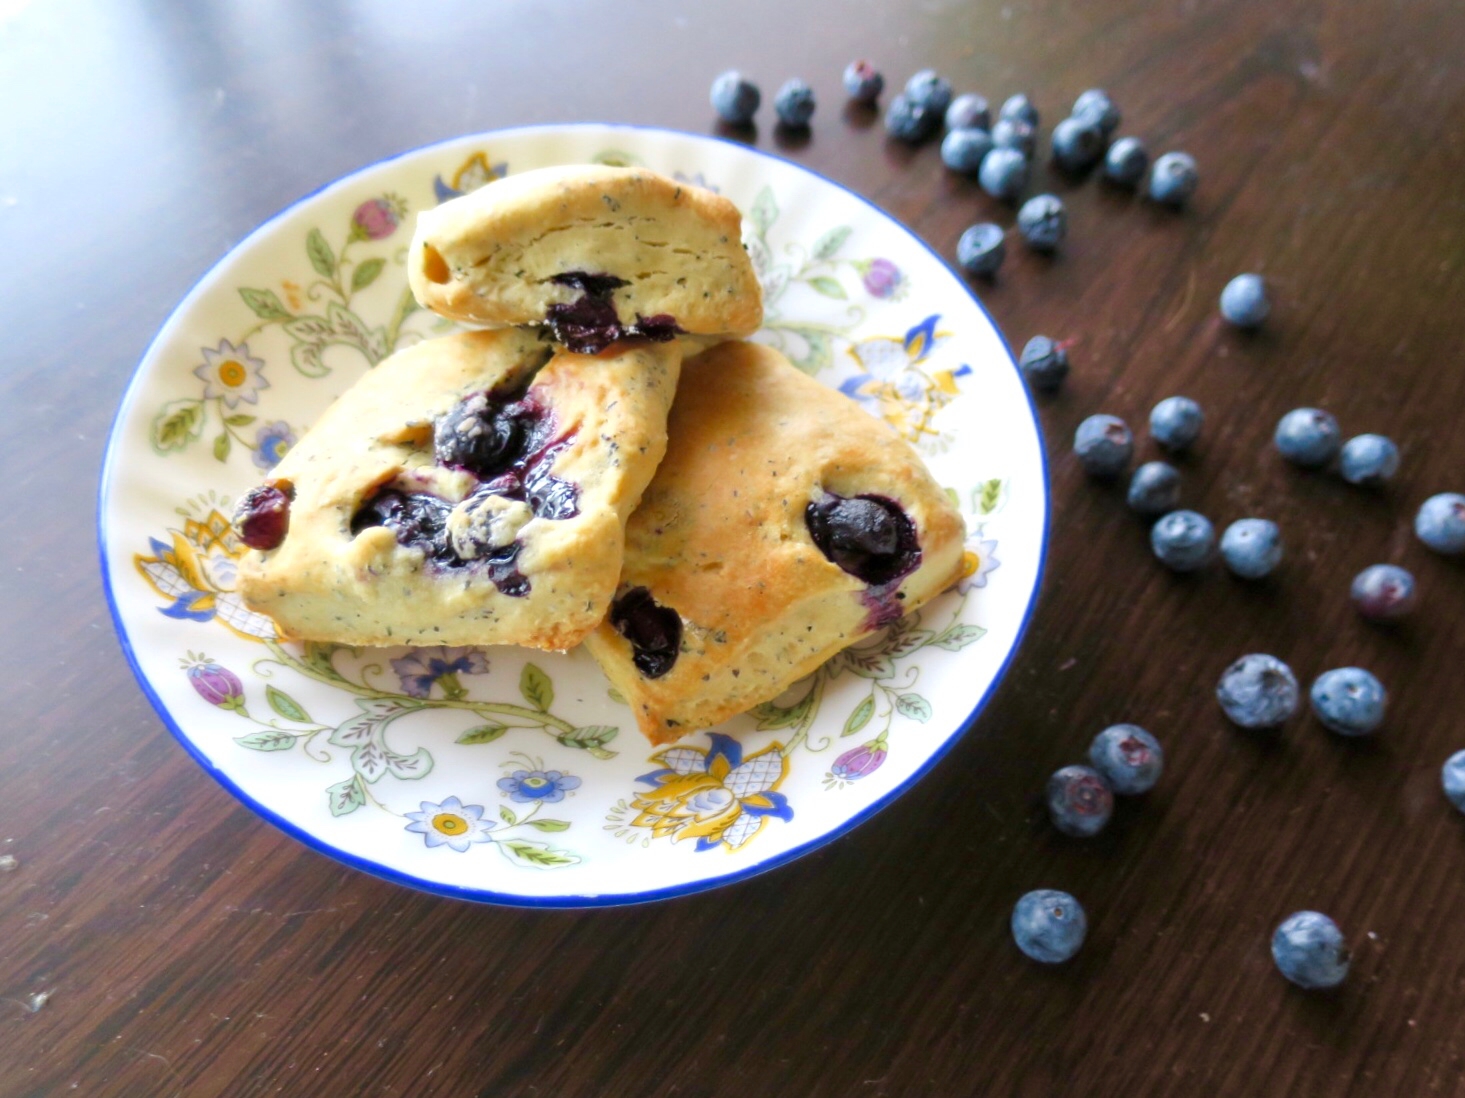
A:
[
  {"left": 408, "top": 165, "right": 763, "bottom": 353},
  {"left": 232, "top": 328, "right": 683, "bottom": 650},
  {"left": 584, "top": 340, "right": 967, "bottom": 745}
]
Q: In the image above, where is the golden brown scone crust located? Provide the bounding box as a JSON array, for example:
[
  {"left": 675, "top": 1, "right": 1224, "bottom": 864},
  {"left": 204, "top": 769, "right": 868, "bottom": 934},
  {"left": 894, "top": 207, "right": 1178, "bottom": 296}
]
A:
[
  {"left": 408, "top": 165, "right": 762, "bottom": 339},
  {"left": 584, "top": 341, "right": 967, "bottom": 744},
  {"left": 236, "top": 329, "right": 683, "bottom": 650}
]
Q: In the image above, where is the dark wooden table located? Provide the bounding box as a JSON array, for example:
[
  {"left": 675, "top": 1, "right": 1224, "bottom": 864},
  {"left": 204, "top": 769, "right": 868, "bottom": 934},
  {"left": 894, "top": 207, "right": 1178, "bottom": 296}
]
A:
[{"left": 4, "top": 0, "right": 1465, "bottom": 1093}]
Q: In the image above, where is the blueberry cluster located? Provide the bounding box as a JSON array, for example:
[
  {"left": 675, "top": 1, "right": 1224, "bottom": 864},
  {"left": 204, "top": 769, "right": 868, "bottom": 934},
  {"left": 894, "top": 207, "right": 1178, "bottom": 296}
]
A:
[
  {"left": 1044, "top": 724, "right": 1164, "bottom": 841},
  {"left": 710, "top": 70, "right": 820, "bottom": 128}
]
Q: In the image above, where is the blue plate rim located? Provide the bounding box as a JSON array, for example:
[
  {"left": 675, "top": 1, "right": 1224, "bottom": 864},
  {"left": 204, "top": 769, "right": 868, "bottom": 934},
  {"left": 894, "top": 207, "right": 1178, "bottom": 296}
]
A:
[{"left": 97, "top": 121, "right": 1051, "bottom": 909}]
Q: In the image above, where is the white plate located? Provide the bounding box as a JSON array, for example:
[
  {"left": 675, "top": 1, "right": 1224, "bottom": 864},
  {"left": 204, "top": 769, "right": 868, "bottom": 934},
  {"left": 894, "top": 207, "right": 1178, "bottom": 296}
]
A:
[{"left": 99, "top": 125, "right": 1048, "bottom": 906}]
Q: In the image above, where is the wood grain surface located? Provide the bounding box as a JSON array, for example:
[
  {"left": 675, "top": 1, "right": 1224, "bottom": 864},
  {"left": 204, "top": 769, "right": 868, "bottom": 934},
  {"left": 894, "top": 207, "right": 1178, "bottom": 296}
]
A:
[{"left": 3, "top": 0, "right": 1464, "bottom": 1094}]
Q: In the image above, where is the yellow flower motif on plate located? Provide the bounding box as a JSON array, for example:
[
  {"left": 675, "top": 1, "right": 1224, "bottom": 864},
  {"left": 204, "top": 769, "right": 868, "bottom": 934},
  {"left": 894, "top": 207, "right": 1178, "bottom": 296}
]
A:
[{"left": 630, "top": 734, "right": 793, "bottom": 853}]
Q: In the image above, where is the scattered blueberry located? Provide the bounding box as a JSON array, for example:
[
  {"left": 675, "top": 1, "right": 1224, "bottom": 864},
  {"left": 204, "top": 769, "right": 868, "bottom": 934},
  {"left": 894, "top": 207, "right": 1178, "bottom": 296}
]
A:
[
  {"left": 1072, "top": 88, "right": 1120, "bottom": 135},
  {"left": 710, "top": 70, "right": 760, "bottom": 125},
  {"left": 999, "top": 92, "right": 1039, "bottom": 128},
  {"left": 1074, "top": 414, "right": 1134, "bottom": 477},
  {"left": 1012, "top": 890, "right": 1087, "bottom": 964},
  {"left": 1218, "top": 654, "right": 1300, "bottom": 728},
  {"left": 979, "top": 146, "right": 1029, "bottom": 200},
  {"left": 941, "top": 127, "right": 994, "bottom": 174},
  {"left": 991, "top": 117, "right": 1037, "bottom": 158},
  {"left": 904, "top": 69, "right": 953, "bottom": 114},
  {"left": 1310, "top": 667, "right": 1387, "bottom": 736},
  {"left": 1220, "top": 518, "right": 1283, "bottom": 579},
  {"left": 609, "top": 587, "right": 682, "bottom": 678},
  {"left": 1275, "top": 408, "right": 1341, "bottom": 468},
  {"left": 1127, "top": 461, "right": 1182, "bottom": 516},
  {"left": 1351, "top": 563, "right": 1416, "bottom": 621},
  {"left": 1150, "top": 396, "right": 1204, "bottom": 452},
  {"left": 233, "top": 484, "right": 292, "bottom": 551},
  {"left": 1088, "top": 725, "right": 1164, "bottom": 795},
  {"left": 1016, "top": 193, "right": 1066, "bottom": 251},
  {"left": 1018, "top": 335, "right": 1068, "bottom": 391},
  {"left": 1339, "top": 434, "right": 1399, "bottom": 485},
  {"left": 773, "top": 78, "right": 816, "bottom": 127},
  {"left": 842, "top": 60, "right": 884, "bottom": 104},
  {"left": 885, "top": 93, "right": 941, "bottom": 142},
  {"left": 1046, "top": 765, "right": 1114, "bottom": 837},
  {"left": 1151, "top": 510, "right": 1215, "bottom": 571},
  {"left": 1103, "top": 136, "right": 1149, "bottom": 187},
  {"left": 1415, "top": 492, "right": 1465, "bottom": 554},
  {"left": 1051, "top": 116, "right": 1104, "bottom": 172},
  {"left": 945, "top": 92, "right": 991, "bottom": 131},
  {"left": 1442, "top": 750, "right": 1465, "bottom": 814},
  {"left": 1148, "top": 151, "right": 1198, "bottom": 206},
  {"left": 957, "top": 222, "right": 1006, "bottom": 278},
  {"left": 1272, "top": 912, "right": 1350, "bottom": 990},
  {"left": 1220, "top": 273, "right": 1270, "bottom": 328}
]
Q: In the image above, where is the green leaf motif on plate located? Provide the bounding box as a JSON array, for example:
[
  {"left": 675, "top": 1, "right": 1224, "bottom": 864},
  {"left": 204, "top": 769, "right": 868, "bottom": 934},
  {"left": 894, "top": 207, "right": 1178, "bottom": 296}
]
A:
[
  {"left": 351, "top": 257, "right": 385, "bottom": 292},
  {"left": 808, "top": 276, "right": 847, "bottom": 300},
  {"left": 152, "top": 400, "right": 204, "bottom": 453},
  {"left": 933, "top": 624, "right": 987, "bottom": 651},
  {"left": 843, "top": 695, "right": 875, "bottom": 737},
  {"left": 327, "top": 776, "right": 365, "bottom": 816},
  {"left": 239, "top": 287, "right": 291, "bottom": 321},
  {"left": 520, "top": 664, "right": 553, "bottom": 711},
  {"left": 499, "top": 805, "right": 517, "bottom": 825},
  {"left": 306, "top": 228, "right": 336, "bottom": 278},
  {"left": 524, "top": 819, "right": 570, "bottom": 832},
  {"left": 748, "top": 185, "right": 778, "bottom": 238},
  {"left": 559, "top": 725, "right": 617, "bottom": 751},
  {"left": 895, "top": 693, "right": 932, "bottom": 722},
  {"left": 212, "top": 432, "right": 230, "bottom": 462},
  {"left": 811, "top": 225, "right": 852, "bottom": 261},
  {"left": 977, "top": 478, "right": 1004, "bottom": 515},
  {"left": 266, "top": 685, "right": 311, "bottom": 723},
  {"left": 499, "top": 839, "right": 579, "bottom": 868},
  {"left": 234, "top": 731, "right": 296, "bottom": 752},
  {"left": 223, "top": 413, "right": 255, "bottom": 427},
  {"left": 456, "top": 723, "right": 508, "bottom": 745}
]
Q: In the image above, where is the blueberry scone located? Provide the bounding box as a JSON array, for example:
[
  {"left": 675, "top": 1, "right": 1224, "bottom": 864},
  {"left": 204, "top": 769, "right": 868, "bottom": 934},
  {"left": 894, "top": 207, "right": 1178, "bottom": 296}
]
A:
[
  {"left": 584, "top": 340, "right": 967, "bottom": 744},
  {"left": 408, "top": 165, "right": 763, "bottom": 353},
  {"left": 232, "top": 328, "right": 683, "bottom": 650}
]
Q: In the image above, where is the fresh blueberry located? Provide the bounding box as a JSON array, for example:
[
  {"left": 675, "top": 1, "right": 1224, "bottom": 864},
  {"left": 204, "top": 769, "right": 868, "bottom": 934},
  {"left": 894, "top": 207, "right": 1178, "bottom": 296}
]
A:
[
  {"left": 941, "top": 127, "right": 994, "bottom": 173},
  {"left": 1443, "top": 750, "right": 1465, "bottom": 814},
  {"left": 1150, "top": 396, "right": 1204, "bottom": 452},
  {"left": 904, "top": 69, "right": 953, "bottom": 114},
  {"left": 1148, "top": 151, "right": 1198, "bottom": 206},
  {"left": 956, "top": 222, "right": 1006, "bottom": 278},
  {"left": 806, "top": 493, "right": 921, "bottom": 586},
  {"left": 1151, "top": 510, "right": 1215, "bottom": 571},
  {"left": 233, "top": 484, "right": 292, "bottom": 551},
  {"left": 999, "top": 93, "right": 1039, "bottom": 128},
  {"left": 945, "top": 92, "right": 991, "bottom": 131},
  {"left": 991, "top": 117, "right": 1037, "bottom": 157},
  {"left": 1051, "top": 116, "right": 1104, "bottom": 172},
  {"left": 1074, "top": 414, "right": 1134, "bottom": 478},
  {"left": 1218, "top": 654, "right": 1300, "bottom": 729},
  {"left": 1311, "top": 667, "right": 1387, "bottom": 736},
  {"left": 1127, "top": 461, "right": 1182, "bottom": 516},
  {"left": 1072, "top": 88, "right": 1120, "bottom": 135},
  {"left": 774, "top": 78, "right": 816, "bottom": 127},
  {"left": 1220, "top": 273, "right": 1270, "bottom": 328},
  {"left": 1088, "top": 725, "right": 1164, "bottom": 795},
  {"left": 978, "top": 146, "right": 1029, "bottom": 201},
  {"left": 1351, "top": 563, "right": 1416, "bottom": 621},
  {"left": 1220, "top": 518, "right": 1283, "bottom": 579},
  {"left": 1012, "top": 890, "right": 1087, "bottom": 964},
  {"left": 1018, "top": 335, "right": 1068, "bottom": 391},
  {"left": 609, "top": 587, "right": 682, "bottom": 678},
  {"left": 842, "top": 60, "right": 884, "bottom": 104},
  {"left": 1415, "top": 492, "right": 1465, "bottom": 554},
  {"left": 1103, "top": 136, "right": 1150, "bottom": 187},
  {"left": 1046, "top": 765, "right": 1114, "bottom": 837},
  {"left": 1016, "top": 194, "right": 1066, "bottom": 251},
  {"left": 710, "top": 70, "right": 760, "bottom": 125},
  {"left": 1273, "top": 912, "right": 1350, "bottom": 990},
  {"left": 885, "top": 93, "right": 941, "bottom": 142},
  {"left": 1275, "top": 408, "right": 1341, "bottom": 468},
  {"left": 1339, "top": 434, "right": 1399, "bottom": 485}
]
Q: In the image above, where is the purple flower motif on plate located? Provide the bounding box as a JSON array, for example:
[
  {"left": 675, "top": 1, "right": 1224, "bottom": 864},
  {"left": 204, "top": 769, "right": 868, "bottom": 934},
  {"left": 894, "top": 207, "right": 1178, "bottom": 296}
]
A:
[
  {"left": 404, "top": 796, "right": 494, "bottom": 852},
  {"left": 859, "top": 257, "right": 906, "bottom": 300},
  {"left": 184, "top": 656, "right": 245, "bottom": 712},
  {"left": 351, "top": 194, "right": 406, "bottom": 240},
  {"left": 390, "top": 647, "right": 489, "bottom": 700},
  {"left": 498, "top": 770, "right": 582, "bottom": 803}
]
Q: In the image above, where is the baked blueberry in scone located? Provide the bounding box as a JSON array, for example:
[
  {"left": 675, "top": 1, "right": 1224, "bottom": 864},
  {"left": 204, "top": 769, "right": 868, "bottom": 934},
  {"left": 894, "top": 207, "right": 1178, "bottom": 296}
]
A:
[
  {"left": 233, "top": 328, "right": 683, "bottom": 651},
  {"left": 408, "top": 165, "right": 763, "bottom": 353},
  {"left": 584, "top": 340, "right": 967, "bottom": 745}
]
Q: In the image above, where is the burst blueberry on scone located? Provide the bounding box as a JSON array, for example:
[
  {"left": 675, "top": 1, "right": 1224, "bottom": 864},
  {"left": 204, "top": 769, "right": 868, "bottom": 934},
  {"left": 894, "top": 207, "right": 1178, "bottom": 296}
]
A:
[
  {"left": 584, "top": 340, "right": 968, "bottom": 745},
  {"left": 408, "top": 164, "right": 763, "bottom": 353},
  {"left": 232, "top": 328, "right": 684, "bottom": 651}
]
